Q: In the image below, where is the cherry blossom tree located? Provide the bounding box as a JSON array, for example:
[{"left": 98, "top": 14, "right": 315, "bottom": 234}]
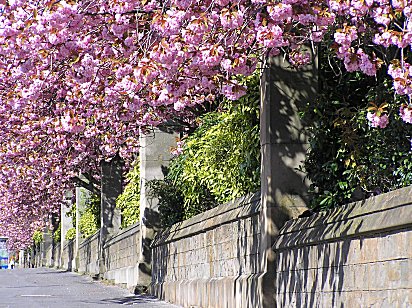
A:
[{"left": 0, "top": 0, "right": 410, "bottom": 248}]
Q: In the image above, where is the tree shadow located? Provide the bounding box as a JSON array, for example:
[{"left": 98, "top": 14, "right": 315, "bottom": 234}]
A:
[
  {"left": 101, "top": 294, "right": 177, "bottom": 305},
  {"left": 78, "top": 232, "right": 100, "bottom": 277},
  {"left": 274, "top": 199, "right": 370, "bottom": 306}
]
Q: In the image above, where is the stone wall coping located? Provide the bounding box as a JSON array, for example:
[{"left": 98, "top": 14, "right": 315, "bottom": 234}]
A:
[
  {"left": 104, "top": 222, "right": 140, "bottom": 248},
  {"left": 152, "top": 192, "right": 261, "bottom": 247},
  {"left": 273, "top": 186, "right": 412, "bottom": 250},
  {"left": 78, "top": 230, "right": 99, "bottom": 249}
]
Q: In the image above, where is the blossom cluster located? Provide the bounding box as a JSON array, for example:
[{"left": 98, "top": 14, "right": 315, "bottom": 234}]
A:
[
  {"left": 366, "top": 112, "right": 389, "bottom": 128},
  {"left": 0, "top": 0, "right": 411, "bottom": 247},
  {"left": 330, "top": 0, "right": 412, "bottom": 127}
]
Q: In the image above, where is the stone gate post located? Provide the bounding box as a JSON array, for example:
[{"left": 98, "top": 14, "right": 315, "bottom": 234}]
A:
[
  {"left": 75, "top": 182, "right": 91, "bottom": 270},
  {"left": 136, "top": 128, "right": 177, "bottom": 292},
  {"left": 99, "top": 156, "right": 123, "bottom": 276},
  {"left": 259, "top": 54, "right": 318, "bottom": 307},
  {"left": 60, "top": 190, "right": 74, "bottom": 269},
  {"left": 42, "top": 229, "right": 53, "bottom": 267}
]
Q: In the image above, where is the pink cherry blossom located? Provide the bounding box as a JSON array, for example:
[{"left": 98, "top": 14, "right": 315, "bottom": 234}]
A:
[
  {"left": 0, "top": 0, "right": 412, "bottom": 248},
  {"left": 367, "top": 112, "right": 389, "bottom": 128},
  {"left": 400, "top": 105, "right": 412, "bottom": 123}
]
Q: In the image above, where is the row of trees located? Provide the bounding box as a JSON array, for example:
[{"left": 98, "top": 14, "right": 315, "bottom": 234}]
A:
[{"left": 0, "top": 0, "right": 411, "bottom": 248}]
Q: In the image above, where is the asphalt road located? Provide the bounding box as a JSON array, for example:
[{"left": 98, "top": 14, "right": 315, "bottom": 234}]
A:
[{"left": 0, "top": 268, "right": 181, "bottom": 308}]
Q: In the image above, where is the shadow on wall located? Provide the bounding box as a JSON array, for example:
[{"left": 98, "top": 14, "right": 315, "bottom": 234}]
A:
[
  {"left": 151, "top": 194, "right": 264, "bottom": 307},
  {"left": 141, "top": 207, "right": 162, "bottom": 264},
  {"left": 79, "top": 233, "right": 99, "bottom": 277},
  {"left": 276, "top": 210, "right": 364, "bottom": 306},
  {"left": 67, "top": 240, "right": 74, "bottom": 272},
  {"left": 234, "top": 213, "right": 261, "bottom": 306},
  {"left": 262, "top": 55, "right": 318, "bottom": 220},
  {"left": 274, "top": 192, "right": 412, "bottom": 307},
  {"left": 259, "top": 56, "right": 319, "bottom": 306}
]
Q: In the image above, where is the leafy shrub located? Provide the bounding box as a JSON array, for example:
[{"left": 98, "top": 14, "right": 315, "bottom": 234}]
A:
[
  {"left": 32, "top": 230, "right": 43, "bottom": 247},
  {"left": 303, "top": 39, "right": 412, "bottom": 209},
  {"left": 150, "top": 73, "right": 261, "bottom": 224},
  {"left": 65, "top": 227, "right": 76, "bottom": 241},
  {"left": 116, "top": 162, "right": 140, "bottom": 228},
  {"left": 79, "top": 194, "right": 101, "bottom": 238}
]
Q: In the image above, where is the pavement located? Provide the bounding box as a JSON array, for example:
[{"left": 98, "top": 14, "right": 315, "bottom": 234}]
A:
[{"left": 0, "top": 267, "right": 181, "bottom": 308}]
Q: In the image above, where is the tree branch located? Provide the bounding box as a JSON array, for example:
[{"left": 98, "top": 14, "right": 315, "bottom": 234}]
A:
[{"left": 71, "top": 175, "right": 100, "bottom": 195}]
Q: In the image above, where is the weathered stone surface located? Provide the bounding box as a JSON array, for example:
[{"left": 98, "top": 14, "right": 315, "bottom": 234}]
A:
[
  {"left": 150, "top": 192, "right": 263, "bottom": 307},
  {"left": 150, "top": 183, "right": 411, "bottom": 308},
  {"left": 77, "top": 232, "right": 100, "bottom": 276},
  {"left": 273, "top": 188, "right": 412, "bottom": 308}
]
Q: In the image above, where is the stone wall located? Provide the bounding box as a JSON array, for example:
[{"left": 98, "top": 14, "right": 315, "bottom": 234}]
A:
[
  {"left": 78, "top": 231, "right": 100, "bottom": 277},
  {"left": 274, "top": 186, "right": 412, "bottom": 307},
  {"left": 53, "top": 242, "right": 61, "bottom": 268},
  {"left": 61, "top": 240, "right": 75, "bottom": 271},
  {"left": 151, "top": 193, "right": 262, "bottom": 307},
  {"left": 151, "top": 187, "right": 412, "bottom": 307},
  {"left": 43, "top": 242, "right": 58, "bottom": 268},
  {"left": 103, "top": 222, "right": 141, "bottom": 290}
]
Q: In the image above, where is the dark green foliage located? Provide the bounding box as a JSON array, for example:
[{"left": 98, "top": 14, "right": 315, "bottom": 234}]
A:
[
  {"left": 66, "top": 203, "right": 76, "bottom": 228},
  {"left": 303, "top": 40, "right": 412, "bottom": 210},
  {"left": 53, "top": 223, "right": 61, "bottom": 244},
  {"left": 146, "top": 178, "right": 185, "bottom": 227}
]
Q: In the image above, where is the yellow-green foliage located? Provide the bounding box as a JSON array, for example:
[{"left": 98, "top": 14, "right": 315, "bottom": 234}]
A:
[
  {"left": 79, "top": 211, "right": 98, "bottom": 237},
  {"left": 79, "top": 194, "right": 100, "bottom": 238},
  {"left": 53, "top": 223, "right": 61, "bottom": 243},
  {"left": 65, "top": 227, "right": 76, "bottom": 241},
  {"left": 32, "top": 230, "right": 44, "bottom": 246},
  {"left": 167, "top": 73, "right": 261, "bottom": 219},
  {"left": 116, "top": 162, "right": 140, "bottom": 229}
]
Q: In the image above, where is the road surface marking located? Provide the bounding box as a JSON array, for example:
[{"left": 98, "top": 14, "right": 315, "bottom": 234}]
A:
[{"left": 20, "top": 294, "right": 52, "bottom": 297}]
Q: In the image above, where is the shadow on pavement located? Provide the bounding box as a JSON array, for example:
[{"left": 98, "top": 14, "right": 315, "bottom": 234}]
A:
[
  {"left": 101, "top": 294, "right": 179, "bottom": 306},
  {"left": 34, "top": 269, "right": 71, "bottom": 274}
]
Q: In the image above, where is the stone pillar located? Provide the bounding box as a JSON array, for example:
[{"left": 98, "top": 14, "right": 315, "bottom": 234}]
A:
[
  {"left": 259, "top": 54, "right": 318, "bottom": 307},
  {"left": 19, "top": 250, "right": 24, "bottom": 268},
  {"left": 137, "top": 128, "right": 177, "bottom": 291},
  {"left": 99, "top": 156, "right": 122, "bottom": 275},
  {"left": 42, "top": 230, "right": 53, "bottom": 267},
  {"left": 75, "top": 183, "right": 91, "bottom": 270},
  {"left": 61, "top": 190, "right": 73, "bottom": 269}
]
